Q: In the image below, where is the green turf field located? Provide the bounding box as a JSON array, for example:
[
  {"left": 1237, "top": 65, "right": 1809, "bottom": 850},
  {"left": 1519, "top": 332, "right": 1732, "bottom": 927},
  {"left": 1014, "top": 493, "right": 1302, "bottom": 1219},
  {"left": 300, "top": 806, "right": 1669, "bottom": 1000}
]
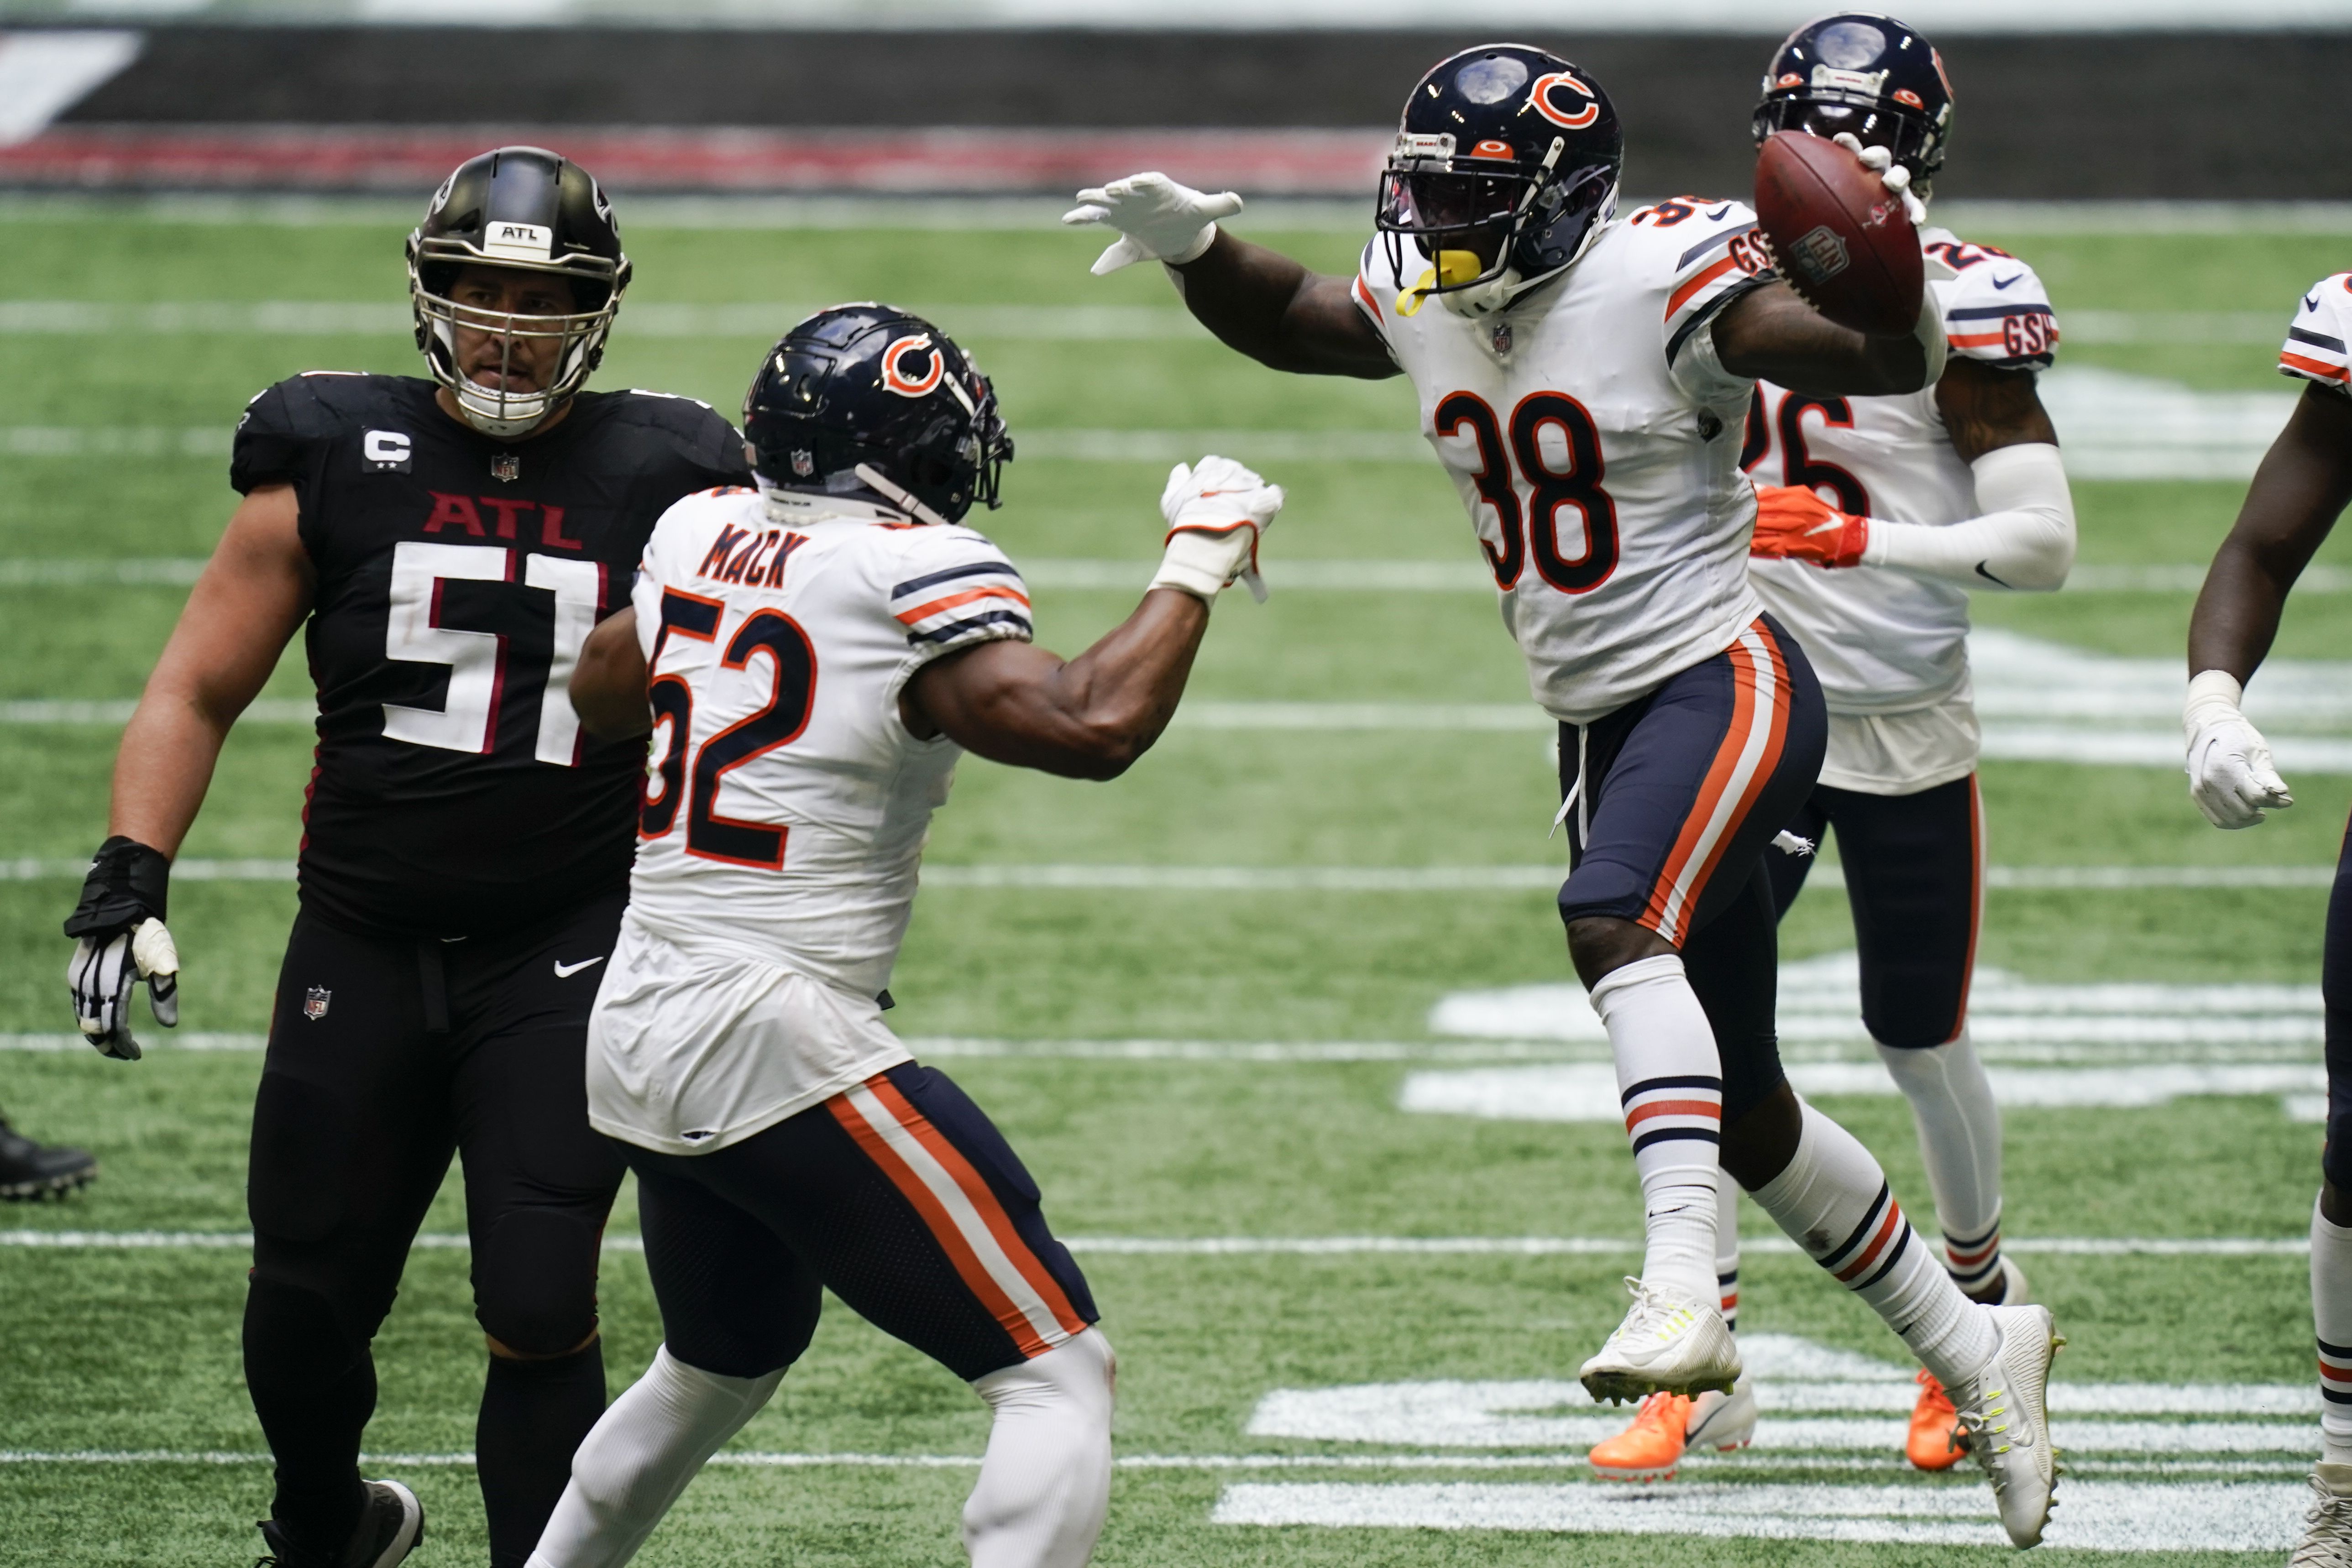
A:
[{"left": 1, "top": 202, "right": 2348, "bottom": 1564}]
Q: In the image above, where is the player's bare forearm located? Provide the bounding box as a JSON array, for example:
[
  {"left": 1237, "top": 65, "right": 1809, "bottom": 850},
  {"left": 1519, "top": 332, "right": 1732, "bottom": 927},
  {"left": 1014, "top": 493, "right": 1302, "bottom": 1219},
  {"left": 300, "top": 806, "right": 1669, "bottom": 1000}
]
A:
[
  {"left": 572, "top": 607, "right": 652, "bottom": 739},
  {"left": 1935, "top": 357, "right": 2059, "bottom": 462},
  {"left": 905, "top": 588, "right": 1211, "bottom": 780},
  {"left": 109, "top": 484, "right": 313, "bottom": 857},
  {"left": 1168, "top": 230, "right": 1398, "bottom": 379},
  {"left": 1712, "top": 282, "right": 1928, "bottom": 396},
  {"left": 2190, "top": 385, "right": 2352, "bottom": 681}
]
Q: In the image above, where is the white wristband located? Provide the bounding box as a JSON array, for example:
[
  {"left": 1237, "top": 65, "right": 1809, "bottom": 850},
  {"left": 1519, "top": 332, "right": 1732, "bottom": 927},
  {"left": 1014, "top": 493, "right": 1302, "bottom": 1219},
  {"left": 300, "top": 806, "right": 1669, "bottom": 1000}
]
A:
[{"left": 2184, "top": 668, "right": 2248, "bottom": 741}]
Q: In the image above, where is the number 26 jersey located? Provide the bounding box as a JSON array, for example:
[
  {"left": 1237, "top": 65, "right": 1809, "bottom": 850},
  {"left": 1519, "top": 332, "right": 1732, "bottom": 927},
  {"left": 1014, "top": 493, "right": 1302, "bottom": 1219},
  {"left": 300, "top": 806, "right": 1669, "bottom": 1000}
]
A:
[
  {"left": 1354, "top": 200, "right": 1777, "bottom": 725},
  {"left": 620, "top": 489, "right": 1033, "bottom": 1001}
]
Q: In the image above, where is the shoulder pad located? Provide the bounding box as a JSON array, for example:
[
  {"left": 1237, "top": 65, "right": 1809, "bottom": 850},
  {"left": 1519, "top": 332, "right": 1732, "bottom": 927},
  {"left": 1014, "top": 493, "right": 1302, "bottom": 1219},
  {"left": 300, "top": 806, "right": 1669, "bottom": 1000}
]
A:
[
  {"left": 887, "top": 528, "right": 1032, "bottom": 651},
  {"left": 228, "top": 372, "right": 403, "bottom": 495},
  {"left": 1934, "top": 241, "right": 2057, "bottom": 371},
  {"left": 2282, "top": 274, "right": 2352, "bottom": 392},
  {"left": 1648, "top": 203, "right": 1774, "bottom": 364}
]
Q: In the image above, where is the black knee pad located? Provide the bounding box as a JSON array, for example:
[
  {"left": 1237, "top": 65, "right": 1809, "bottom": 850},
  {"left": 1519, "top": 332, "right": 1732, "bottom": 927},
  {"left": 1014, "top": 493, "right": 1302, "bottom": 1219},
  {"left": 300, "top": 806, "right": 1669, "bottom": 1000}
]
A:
[
  {"left": 474, "top": 1207, "right": 602, "bottom": 1355},
  {"left": 244, "top": 1276, "right": 369, "bottom": 1383}
]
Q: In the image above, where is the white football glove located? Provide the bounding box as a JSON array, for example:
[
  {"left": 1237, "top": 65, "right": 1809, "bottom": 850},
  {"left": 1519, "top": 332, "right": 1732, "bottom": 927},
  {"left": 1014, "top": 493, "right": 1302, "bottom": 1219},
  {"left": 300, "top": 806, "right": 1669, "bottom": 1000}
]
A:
[
  {"left": 2184, "top": 668, "right": 2293, "bottom": 829},
  {"left": 1832, "top": 132, "right": 1928, "bottom": 226},
  {"left": 1063, "top": 173, "right": 1243, "bottom": 276},
  {"left": 67, "top": 917, "right": 179, "bottom": 1061},
  {"left": 1152, "top": 455, "right": 1284, "bottom": 602}
]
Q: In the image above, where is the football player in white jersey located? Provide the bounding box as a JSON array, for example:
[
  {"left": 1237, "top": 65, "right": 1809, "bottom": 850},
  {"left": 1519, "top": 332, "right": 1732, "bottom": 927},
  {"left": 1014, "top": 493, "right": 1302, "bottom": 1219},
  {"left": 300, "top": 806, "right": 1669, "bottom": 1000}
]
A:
[
  {"left": 1589, "top": 12, "right": 2078, "bottom": 1484},
  {"left": 2188, "top": 276, "right": 2352, "bottom": 1563},
  {"left": 524, "top": 305, "right": 1286, "bottom": 1568},
  {"left": 1069, "top": 41, "right": 2060, "bottom": 1548}
]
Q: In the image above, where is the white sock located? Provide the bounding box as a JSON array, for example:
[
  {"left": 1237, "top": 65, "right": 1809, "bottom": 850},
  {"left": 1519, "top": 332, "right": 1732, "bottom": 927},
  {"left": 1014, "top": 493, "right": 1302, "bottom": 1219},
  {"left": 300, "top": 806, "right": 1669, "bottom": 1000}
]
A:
[
  {"left": 964, "top": 1328, "right": 1116, "bottom": 1568},
  {"left": 525, "top": 1346, "right": 784, "bottom": 1568},
  {"left": 1715, "top": 1164, "right": 1742, "bottom": 1335},
  {"left": 1749, "top": 1101, "right": 1998, "bottom": 1388},
  {"left": 1876, "top": 1028, "right": 2006, "bottom": 1296},
  {"left": 1589, "top": 954, "right": 1723, "bottom": 1306},
  {"left": 2314, "top": 1195, "right": 2352, "bottom": 1465}
]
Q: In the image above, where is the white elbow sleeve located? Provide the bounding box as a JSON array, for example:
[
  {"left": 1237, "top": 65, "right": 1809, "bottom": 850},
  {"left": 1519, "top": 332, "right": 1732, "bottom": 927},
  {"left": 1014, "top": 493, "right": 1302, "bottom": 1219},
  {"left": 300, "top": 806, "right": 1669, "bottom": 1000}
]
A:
[{"left": 1867, "top": 442, "right": 2074, "bottom": 591}]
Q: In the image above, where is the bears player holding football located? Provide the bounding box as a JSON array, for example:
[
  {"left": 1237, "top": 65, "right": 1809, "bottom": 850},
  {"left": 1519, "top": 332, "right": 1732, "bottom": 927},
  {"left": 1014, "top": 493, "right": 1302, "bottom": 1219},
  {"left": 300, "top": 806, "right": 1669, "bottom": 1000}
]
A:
[
  {"left": 519, "top": 305, "right": 1282, "bottom": 1568},
  {"left": 1590, "top": 12, "right": 2078, "bottom": 1484},
  {"left": 61, "top": 148, "right": 750, "bottom": 1568},
  {"left": 1072, "top": 42, "right": 2059, "bottom": 1546},
  {"left": 2187, "top": 271, "right": 2352, "bottom": 1562}
]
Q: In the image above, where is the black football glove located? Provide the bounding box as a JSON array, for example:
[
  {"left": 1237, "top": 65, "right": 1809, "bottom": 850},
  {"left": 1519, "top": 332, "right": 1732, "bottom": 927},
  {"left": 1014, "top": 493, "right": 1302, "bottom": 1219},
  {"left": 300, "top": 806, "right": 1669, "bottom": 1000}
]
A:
[{"left": 63, "top": 836, "right": 177, "bottom": 1061}]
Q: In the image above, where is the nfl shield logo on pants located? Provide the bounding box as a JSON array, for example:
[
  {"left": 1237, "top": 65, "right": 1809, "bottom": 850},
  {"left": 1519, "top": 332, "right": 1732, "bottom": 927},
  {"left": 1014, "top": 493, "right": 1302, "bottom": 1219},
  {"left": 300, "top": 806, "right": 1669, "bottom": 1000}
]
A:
[{"left": 303, "top": 986, "right": 331, "bottom": 1021}]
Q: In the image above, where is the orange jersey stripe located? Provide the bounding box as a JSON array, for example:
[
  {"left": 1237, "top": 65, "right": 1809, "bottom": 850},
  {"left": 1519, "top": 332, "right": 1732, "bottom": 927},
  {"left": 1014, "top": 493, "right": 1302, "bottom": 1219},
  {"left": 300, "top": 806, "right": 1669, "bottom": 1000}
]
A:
[
  {"left": 1946, "top": 330, "right": 2008, "bottom": 348},
  {"left": 1352, "top": 274, "right": 1381, "bottom": 317},
  {"left": 1678, "top": 630, "right": 1793, "bottom": 924},
  {"left": 1624, "top": 1098, "right": 1724, "bottom": 1129},
  {"left": 1834, "top": 1201, "right": 1906, "bottom": 1284},
  {"left": 893, "top": 584, "right": 1032, "bottom": 626},
  {"left": 1665, "top": 255, "right": 1738, "bottom": 322},
  {"left": 2283, "top": 351, "right": 2351, "bottom": 382},
  {"left": 1642, "top": 625, "right": 1791, "bottom": 941},
  {"left": 860, "top": 1076, "right": 1090, "bottom": 1339},
  {"left": 828, "top": 1088, "right": 1054, "bottom": 1357}
]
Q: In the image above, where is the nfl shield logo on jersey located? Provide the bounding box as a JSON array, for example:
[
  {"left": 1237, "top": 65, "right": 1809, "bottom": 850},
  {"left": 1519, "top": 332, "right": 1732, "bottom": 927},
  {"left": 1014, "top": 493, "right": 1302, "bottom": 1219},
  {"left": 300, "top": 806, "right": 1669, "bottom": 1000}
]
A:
[
  {"left": 303, "top": 986, "right": 331, "bottom": 1021},
  {"left": 491, "top": 452, "right": 520, "bottom": 483}
]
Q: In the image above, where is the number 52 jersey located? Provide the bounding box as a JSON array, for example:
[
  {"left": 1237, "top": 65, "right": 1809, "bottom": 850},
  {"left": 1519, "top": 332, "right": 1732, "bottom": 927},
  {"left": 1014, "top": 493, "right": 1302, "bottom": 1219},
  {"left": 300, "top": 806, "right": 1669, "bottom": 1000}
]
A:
[{"left": 1354, "top": 199, "right": 1778, "bottom": 724}]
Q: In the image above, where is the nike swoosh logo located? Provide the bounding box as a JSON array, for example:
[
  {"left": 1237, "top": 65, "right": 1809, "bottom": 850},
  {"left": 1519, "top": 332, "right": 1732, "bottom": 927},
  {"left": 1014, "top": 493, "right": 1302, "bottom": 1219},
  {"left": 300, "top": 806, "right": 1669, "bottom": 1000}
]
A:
[
  {"left": 1708, "top": 204, "right": 1732, "bottom": 221},
  {"left": 1973, "top": 561, "right": 2015, "bottom": 588},
  {"left": 2309, "top": 294, "right": 2324, "bottom": 313},
  {"left": 1991, "top": 272, "right": 2023, "bottom": 291},
  {"left": 552, "top": 956, "right": 606, "bottom": 978}
]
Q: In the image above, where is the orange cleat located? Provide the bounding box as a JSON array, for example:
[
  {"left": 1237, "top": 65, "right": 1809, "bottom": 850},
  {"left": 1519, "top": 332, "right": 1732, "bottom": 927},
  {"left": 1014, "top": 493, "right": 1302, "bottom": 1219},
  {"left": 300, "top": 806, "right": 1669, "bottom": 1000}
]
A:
[
  {"left": 1589, "top": 1390, "right": 1692, "bottom": 1483},
  {"left": 1907, "top": 1368, "right": 1970, "bottom": 1470}
]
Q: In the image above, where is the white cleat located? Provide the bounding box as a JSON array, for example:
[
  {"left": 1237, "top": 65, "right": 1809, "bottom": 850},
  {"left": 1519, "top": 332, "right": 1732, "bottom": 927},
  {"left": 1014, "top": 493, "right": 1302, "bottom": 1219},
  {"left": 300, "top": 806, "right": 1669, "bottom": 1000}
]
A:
[
  {"left": 1578, "top": 1276, "right": 1742, "bottom": 1405},
  {"left": 1686, "top": 1377, "right": 1759, "bottom": 1452},
  {"left": 2290, "top": 1462, "right": 2352, "bottom": 1567},
  {"left": 1952, "top": 1303, "right": 2064, "bottom": 1549}
]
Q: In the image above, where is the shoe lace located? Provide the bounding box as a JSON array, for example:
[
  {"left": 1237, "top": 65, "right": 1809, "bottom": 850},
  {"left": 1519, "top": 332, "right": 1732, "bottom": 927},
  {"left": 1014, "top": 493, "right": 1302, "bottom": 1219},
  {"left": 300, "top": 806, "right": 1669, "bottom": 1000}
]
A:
[
  {"left": 1631, "top": 1390, "right": 1689, "bottom": 1436},
  {"left": 1615, "top": 1276, "right": 1699, "bottom": 1343},
  {"left": 1953, "top": 1380, "right": 2015, "bottom": 1469}
]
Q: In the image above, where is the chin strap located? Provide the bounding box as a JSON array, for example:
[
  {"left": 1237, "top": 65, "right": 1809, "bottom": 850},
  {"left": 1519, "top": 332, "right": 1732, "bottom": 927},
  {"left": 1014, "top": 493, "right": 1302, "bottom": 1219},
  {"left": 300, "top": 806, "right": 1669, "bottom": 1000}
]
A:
[{"left": 852, "top": 463, "right": 955, "bottom": 528}]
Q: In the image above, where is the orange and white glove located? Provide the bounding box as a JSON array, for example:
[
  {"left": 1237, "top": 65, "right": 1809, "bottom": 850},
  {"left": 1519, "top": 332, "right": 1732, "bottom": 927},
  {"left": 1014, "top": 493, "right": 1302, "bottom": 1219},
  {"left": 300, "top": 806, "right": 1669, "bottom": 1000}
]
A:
[
  {"left": 1152, "top": 455, "right": 1284, "bottom": 602},
  {"left": 1750, "top": 484, "right": 1870, "bottom": 569}
]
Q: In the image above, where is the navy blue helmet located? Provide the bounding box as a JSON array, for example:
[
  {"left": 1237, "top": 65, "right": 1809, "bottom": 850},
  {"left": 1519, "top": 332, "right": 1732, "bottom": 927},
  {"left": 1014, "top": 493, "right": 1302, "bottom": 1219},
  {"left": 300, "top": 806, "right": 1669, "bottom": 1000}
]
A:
[
  {"left": 1753, "top": 13, "right": 1954, "bottom": 194},
  {"left": 742, "top": 305, "right": 1011, "bottom": 527},
  {"left": 1374, "top": 44, "right": 1623, "bottom": 313}
]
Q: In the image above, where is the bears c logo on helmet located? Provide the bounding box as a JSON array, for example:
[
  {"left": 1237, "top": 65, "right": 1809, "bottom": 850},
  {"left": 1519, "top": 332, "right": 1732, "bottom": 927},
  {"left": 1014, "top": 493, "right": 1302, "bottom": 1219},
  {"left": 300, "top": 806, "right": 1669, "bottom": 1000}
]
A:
[
  {"left": 1529, "top": 72, "right": 1601, "bottom": 130},
  {"left": 881, "top": 335, "right": 945, "bottom": 398}
]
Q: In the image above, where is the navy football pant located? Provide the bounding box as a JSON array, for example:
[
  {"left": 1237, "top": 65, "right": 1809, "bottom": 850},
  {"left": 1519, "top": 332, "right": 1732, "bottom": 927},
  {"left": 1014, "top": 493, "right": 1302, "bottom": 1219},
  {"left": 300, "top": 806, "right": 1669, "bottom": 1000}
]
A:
[
  {"left": 1765, "top": 774, "right": 1984, "bottom": 1049},
  {"left": 625, "top": 1062, "right": 1099, "bottom": 1384},
  {"left": 2323, "top": 812, "right": 2352, "bottom": 1191},
  {"left": 1558, "top": 614, "right": 1828, "bottom": 1121},
  {"left": 244, "top": 893, "right": 628, "bottom": 1563}
]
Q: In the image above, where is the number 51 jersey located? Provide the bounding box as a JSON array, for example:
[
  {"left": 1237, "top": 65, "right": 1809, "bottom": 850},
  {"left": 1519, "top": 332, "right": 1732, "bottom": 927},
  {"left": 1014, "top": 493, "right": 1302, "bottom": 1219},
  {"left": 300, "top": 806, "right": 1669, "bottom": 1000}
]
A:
[
  {"left": 1354, "top": 200, "right": 1778, "bottom": 725},
  {"left": 620, "top": 489, "right": 1033, "bottom": 1001}
]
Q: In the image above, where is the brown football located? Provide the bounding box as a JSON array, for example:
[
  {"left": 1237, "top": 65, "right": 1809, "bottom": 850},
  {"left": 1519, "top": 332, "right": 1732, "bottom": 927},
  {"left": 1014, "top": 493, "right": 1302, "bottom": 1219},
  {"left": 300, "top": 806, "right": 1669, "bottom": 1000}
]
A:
[{"left": 1752, "top": 131, "right": 1922, "bottom": 337}]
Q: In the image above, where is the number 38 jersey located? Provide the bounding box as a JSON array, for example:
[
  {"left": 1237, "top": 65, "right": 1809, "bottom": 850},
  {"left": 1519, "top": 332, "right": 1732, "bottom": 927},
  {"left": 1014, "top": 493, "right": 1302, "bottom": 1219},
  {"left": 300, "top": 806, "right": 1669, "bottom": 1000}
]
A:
[
  {"left": 1744, "top": 229, "right": 2060, "bottom": 739},
  {"left": 618, "top": 489, "right": 1032, "bottom": 1002},
  {"left": 1354, "top": 199, "right": 1777, "bottom": 724},
  {"left": 230, "top": 373, "right": 749, "bottom": 938}
]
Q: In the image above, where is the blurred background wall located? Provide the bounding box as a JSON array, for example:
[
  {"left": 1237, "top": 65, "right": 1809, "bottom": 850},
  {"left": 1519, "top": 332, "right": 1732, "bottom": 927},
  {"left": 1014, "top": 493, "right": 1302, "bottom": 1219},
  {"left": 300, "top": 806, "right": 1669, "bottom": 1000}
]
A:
[{"left": 3, "top": 4, "right": 2350, "bottom": 200}]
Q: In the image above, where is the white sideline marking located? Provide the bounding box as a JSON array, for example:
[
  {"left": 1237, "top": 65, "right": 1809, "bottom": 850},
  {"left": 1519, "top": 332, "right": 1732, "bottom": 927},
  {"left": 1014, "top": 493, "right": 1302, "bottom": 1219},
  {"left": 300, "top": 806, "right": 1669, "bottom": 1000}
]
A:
[
  {"left": 1210, "top": 1479, "right": 2299, "bottom": 1551},
  {"left": 0, "top": 1229, "right": 2307, "bottom": 1258}
]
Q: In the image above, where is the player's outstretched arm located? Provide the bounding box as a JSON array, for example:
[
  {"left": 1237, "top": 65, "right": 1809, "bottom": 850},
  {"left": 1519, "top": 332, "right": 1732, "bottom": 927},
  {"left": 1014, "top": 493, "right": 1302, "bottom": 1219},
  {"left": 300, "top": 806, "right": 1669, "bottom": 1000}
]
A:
[
  {"left": 1750, "top": 359, "right": 2074, "bottom": 590},
  {"left": 905, "top": 457, "right": 1285, "bottom": 780},
  {"left": 572, "top": 607, "right": 651, "bottom": 739},
  {"left": 2182, "top": 385, "right": 2352, "bottom": 828},
  {"left": 107, "top": 482, "right": 314, "bottom": 857},
  {"left": 1064, "top": 174, "right": 1396, "bottom": 379},
  {"left": 1712, "top": 280, "right": 1938, "bottom": 397}
]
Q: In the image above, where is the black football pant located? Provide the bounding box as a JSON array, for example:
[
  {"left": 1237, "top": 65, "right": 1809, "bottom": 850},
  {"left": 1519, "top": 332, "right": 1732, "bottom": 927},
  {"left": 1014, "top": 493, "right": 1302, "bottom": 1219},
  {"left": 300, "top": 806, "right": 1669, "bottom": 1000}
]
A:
[
  {"left": 1763, "top": 775, "right": 1982, "bottom": 1048},
  {"left": 243, "top": 894, "right": 628, "bottom": 1566}
]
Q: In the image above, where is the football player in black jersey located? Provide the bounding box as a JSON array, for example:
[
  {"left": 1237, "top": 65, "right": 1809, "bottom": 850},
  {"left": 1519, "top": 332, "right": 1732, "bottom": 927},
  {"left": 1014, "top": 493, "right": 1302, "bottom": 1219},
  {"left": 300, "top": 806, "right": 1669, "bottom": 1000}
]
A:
[{"left": 61, "top": 147, "right": 750, "bottom": 1568}]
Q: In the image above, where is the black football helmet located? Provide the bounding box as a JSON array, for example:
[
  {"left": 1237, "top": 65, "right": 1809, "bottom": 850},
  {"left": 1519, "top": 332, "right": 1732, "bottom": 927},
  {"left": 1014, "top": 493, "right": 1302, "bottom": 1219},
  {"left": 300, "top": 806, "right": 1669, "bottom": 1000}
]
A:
[
  {"left": 1374, "top": 44, "right": 1623, "bottom": 317},
  {"left": 743, "top": 305, "right": 1011, "bottom": 528},
  {"left": 1753, "top": 13, "right": 1954, "bottom": 195},
  {"left": 406, "top": 146, "right": 630, "bottom": 438}
]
